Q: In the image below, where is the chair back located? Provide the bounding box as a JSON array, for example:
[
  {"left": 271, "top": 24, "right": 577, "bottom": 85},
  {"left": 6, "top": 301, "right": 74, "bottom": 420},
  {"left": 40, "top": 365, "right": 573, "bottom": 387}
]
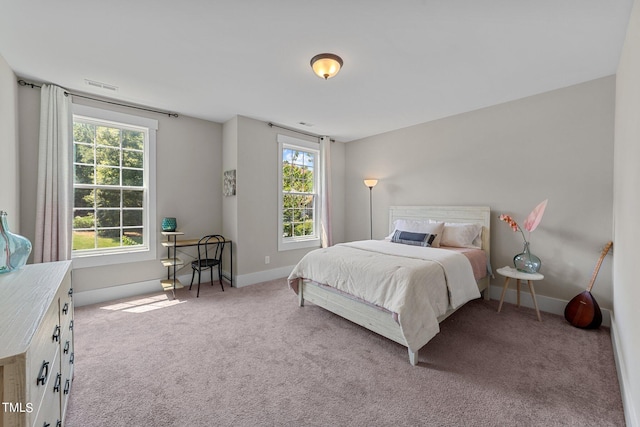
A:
[{"left": 197, "top": 235, "right": 225, "bottom": 262}]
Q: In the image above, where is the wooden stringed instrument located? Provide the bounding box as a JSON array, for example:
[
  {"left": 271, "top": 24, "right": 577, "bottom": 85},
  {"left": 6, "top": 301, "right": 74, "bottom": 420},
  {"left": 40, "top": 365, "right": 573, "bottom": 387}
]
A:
[{"left": 564, "top": 241, "right": 613, "bottom": 329}]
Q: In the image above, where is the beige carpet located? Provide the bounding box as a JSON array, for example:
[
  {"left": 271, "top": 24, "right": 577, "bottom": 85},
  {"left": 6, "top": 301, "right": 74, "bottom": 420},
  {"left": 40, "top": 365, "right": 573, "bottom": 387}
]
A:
[{"left": 65, "top": 278, "right": 625, "bottom": 426}]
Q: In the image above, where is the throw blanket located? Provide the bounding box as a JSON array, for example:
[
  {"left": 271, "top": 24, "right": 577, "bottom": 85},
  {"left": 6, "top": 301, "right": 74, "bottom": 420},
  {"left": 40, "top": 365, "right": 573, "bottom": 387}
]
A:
[{"left": 288, "top": 240, "right": 480, "bottom": 352}]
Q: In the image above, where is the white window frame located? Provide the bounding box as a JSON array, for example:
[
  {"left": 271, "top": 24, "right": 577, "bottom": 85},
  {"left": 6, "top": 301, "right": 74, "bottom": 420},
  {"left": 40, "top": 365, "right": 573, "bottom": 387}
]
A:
[
  {"left": 277, "top": 134, "right": 321, "bottom": 251},
  {"left": 71, "top": 104, "right": 157, "bottom": 269}
]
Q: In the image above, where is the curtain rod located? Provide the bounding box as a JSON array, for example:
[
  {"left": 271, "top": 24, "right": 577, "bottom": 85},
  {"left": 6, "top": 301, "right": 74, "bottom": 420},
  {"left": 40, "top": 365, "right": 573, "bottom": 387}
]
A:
[
  {"left": 268, "top": 122, "right": 335, "bottom": 142},
  {"left": 18, "top": 79, "right": 179, "bottom": 118}
]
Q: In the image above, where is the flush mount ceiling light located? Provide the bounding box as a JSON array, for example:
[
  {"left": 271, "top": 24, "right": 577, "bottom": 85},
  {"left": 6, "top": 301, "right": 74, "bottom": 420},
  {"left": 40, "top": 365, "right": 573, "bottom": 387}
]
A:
[{"left": 310, "top": 53, "right": 343, "bottom": 80}]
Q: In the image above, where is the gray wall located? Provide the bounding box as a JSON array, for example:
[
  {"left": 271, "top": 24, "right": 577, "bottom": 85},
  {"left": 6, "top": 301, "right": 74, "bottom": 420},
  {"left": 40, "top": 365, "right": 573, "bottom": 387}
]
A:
[
  {"left": 345, "top": 76, "right": 615, "bottom": 307},
  {"left": 0, "top": 54, "right": 20, "bottom": 230},
  {"left": 17, "top": 84, "right": 223, "bottom": 293},
  {"left": 613, "top": 0, "right": 640, "bottom": 423}
]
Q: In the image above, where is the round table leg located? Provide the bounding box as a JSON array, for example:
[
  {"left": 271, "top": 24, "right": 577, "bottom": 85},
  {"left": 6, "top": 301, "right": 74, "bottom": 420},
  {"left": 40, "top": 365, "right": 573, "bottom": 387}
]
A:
[
  {"left": 527, "top": 280, "right": 542, "bottom": 321},
  {"left": 497, "top": 276, "right": 510, "bottom": 313}
]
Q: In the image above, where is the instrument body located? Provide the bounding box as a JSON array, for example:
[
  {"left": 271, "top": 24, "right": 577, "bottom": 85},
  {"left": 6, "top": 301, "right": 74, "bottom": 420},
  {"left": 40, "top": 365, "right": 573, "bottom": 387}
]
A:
[{"left": 564, "top": 241, "right": 612, "bottom": 329}]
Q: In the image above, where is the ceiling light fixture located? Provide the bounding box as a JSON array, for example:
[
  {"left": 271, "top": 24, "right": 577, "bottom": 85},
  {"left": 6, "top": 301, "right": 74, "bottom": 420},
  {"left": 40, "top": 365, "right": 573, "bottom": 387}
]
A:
[{"left": 310, "top": 53, "right": 343, "bottom": 80}]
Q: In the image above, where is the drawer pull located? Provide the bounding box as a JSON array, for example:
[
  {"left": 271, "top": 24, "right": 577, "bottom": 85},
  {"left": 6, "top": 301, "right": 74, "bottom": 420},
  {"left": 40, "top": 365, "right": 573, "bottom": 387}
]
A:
[
  {"left": 52, "top": 325, "right": 60, "bottom": 342},
  {"left": 68, "top": 287, "right": 73, "bottom": 297},
  {"left": 37, "top": 360, "right": 49, "bottom": 386},
  {"left": 70, "top": 352, "right": 75, "bottom": 364},
  {"left": 64, "top": 340, "right": 70, "bottom": 354},
  {"left": 43, "top": 423, "right": 50, "bottom": 427},
  {"left": 64, "top": 379, "right": 70, "bottom": 395},
  {"left": 57, "top": 421, "right": 62, "bottom": 427},
  {"left": 69, "top": 320, "right": 74, "bottom": 331},
  {"left": 53, "top": 373, "right": 61, "bottom": 393},
  {"left": 62, "top": 302, "right": 69, "bottom": 315}
]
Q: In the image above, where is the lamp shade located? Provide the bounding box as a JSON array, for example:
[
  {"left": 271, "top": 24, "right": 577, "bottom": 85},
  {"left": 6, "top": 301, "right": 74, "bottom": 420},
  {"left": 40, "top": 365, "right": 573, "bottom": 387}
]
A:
[
  {"left": 310, "top": 53, "right": 343, "bottom": 79},
  {"left": 364, "top": 179, "right": 378, "bottom": 188}
]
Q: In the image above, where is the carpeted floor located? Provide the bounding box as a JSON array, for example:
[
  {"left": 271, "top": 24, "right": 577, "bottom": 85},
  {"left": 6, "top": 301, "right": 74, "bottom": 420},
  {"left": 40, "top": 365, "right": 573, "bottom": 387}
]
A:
[{"left": 65, "top": 278, "right": 625, "bottom": 426}]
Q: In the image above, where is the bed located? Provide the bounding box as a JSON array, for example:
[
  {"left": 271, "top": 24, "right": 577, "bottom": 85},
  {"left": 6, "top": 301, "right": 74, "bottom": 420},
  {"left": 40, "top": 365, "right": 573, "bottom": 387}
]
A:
[{"left": 288, "top": 205, "right": 491, "bottom": 366}]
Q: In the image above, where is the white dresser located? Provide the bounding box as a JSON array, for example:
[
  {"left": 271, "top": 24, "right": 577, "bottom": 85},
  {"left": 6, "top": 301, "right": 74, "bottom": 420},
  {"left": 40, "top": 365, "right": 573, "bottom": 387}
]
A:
[{"left": 0, "top": 261, "right": 74, "bottom": 427}]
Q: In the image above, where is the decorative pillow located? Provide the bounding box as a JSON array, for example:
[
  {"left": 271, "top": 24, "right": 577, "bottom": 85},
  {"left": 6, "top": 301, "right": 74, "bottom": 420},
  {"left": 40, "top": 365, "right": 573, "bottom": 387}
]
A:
[
  {"left": 391, "top": 230, "right": 436, "bottom": 247},
  {"left": 440, "top": 222, "right": 483, "bottom": 248},
  {"left": 387, "top": 220, "right": 445, "bottom": 247}
]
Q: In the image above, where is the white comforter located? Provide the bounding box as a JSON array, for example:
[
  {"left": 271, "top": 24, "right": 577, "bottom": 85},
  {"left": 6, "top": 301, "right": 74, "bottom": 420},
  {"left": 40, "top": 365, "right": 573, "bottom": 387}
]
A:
[{"left": 288, "top": 240, "right": 481, "bottom": 352}]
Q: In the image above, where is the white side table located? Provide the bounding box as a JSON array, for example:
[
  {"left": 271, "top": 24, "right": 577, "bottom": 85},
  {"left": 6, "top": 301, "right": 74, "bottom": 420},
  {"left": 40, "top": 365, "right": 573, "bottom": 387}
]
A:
[{"left": 496, "top": 266, "right": 544, "bottom": 321}]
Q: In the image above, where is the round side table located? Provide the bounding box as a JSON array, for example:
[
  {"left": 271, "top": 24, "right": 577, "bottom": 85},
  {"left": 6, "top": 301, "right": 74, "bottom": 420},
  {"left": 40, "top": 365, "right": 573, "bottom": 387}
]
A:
[{"left": 496, "top": 266, "right": 544, "bottom": 321}]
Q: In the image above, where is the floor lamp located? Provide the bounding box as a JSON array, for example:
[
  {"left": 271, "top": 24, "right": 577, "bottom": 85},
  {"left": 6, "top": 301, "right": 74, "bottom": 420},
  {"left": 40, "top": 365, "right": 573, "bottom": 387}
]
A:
[{"left": 363, "top": 179, "right": 378, "bottom": 239}]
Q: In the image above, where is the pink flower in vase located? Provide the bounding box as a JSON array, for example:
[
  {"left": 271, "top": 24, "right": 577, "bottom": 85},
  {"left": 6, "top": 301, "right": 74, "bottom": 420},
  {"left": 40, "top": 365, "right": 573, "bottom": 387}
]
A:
[
  {"left": 500, "top": 200, "right": 548, "bottom": 273},
  {"left": 499, "top": 199, "right": 548, "bottom": 244}
]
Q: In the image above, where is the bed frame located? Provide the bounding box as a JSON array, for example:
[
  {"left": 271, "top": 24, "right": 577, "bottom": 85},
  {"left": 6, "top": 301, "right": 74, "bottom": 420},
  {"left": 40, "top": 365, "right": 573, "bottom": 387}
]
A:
[{"left": 297, "top": 206, "right": 491, "bottom": 366}]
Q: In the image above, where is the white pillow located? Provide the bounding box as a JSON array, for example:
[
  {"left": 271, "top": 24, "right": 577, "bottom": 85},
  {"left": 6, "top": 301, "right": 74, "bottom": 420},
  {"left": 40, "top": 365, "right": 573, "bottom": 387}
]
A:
[
  {"left": 440, "top": 223, "right": 483, "bottom": 248},
  {"left": 387, "top": 220, "right": 445, "bottom": 248}
]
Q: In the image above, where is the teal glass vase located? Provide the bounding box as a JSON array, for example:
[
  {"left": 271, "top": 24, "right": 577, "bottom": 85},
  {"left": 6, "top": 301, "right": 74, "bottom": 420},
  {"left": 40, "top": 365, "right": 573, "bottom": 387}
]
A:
[
  {"left": 161, "top": 217, "right": 177, "bottom": 232},
  {"left": 0, "top": 211, "right": 32, "bottom": 274},
  {"left": 513, "top": 241, "right": 541, "bottom": 273}
]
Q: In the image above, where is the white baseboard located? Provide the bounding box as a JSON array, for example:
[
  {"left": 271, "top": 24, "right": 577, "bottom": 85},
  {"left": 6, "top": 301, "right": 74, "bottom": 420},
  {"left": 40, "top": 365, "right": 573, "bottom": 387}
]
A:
[
  {"left": 234, "top": 265, "right": 294, "bottom": 287},
  {"left": 610, "top": 312, "right": 638, "bottom": 427},
  {"left": 74, "top": 278, "right": 168, "bottom": 307},
  {"left": 488, "top": 284, "right": 611, "bottom": 327}
]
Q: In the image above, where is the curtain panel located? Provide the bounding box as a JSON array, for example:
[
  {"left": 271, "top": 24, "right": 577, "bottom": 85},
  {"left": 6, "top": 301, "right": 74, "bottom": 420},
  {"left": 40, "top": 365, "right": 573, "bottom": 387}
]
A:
[
  {"left": 320, "top": 136, "right": 332, "bottom": 248},
  {"left": 34, "top": 84, "right": 72, "bottom": 263}
]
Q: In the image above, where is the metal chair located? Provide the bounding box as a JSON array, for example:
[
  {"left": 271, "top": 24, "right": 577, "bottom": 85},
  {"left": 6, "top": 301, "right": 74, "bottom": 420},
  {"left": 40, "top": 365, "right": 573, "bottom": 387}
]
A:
[{"left": 189, "top": 235, "right": 225, "bottom": 297}]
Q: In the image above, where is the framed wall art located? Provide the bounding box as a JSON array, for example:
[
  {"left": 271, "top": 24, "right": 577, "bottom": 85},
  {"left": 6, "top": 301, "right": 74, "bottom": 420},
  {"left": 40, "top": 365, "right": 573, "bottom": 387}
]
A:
[{"left": 223, "top": 170, "right": 236, "bottom": 196}]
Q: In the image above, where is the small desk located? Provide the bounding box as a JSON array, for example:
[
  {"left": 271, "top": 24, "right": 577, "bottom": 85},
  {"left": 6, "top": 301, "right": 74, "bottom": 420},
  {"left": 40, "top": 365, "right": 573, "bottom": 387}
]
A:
[
  {"left": 496, "top": 266, "right": 544, "bottom": 321},
  {"left": 161, "top": 235, "right": 233, "bottom": 295}
]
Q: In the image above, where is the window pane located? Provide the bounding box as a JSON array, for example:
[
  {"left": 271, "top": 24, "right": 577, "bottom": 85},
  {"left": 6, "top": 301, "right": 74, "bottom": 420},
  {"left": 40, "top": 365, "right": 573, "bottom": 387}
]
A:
[
  {"left": 74, "top": 143, "right": 94, "bottom": 164},
  {"left": 96, "top": 166, "right": 120, "bottom": 185},
  {"left": 283, "top": 223, "right": 292, "bottom": 238},
  {"left": 73, "top": 210, "right": 95, "bottom": 229},
  {"left": 74, "top": 189, "right": 94, "bottom": 208},
  {"left": 122, "top": 169, "right": 143, "bottom": 187},
  {"left": 96, "top": 146, "right": 120, "bottom": 167},
  {"left": 75, "top": 165, "right": 94, "bottom": 184},
  {"left": 123, "top": 209, "right": 142, "bottom": 227},
  {"left": 96, "top": 126, "right": 120, "bottom": 147},
  {"left": 97, "top": 210, "right": 120, "bottom": 227},
  {"left": 73, "top": 230, "right": 95, "bottom": 250},
  {"left": 123, "top": 150, "right": 143, "bottom": 168},
  {"left": 123, "top": 190, "right": 143, "bottom": 208},
  {"left": 96, "top": 189, "right": 121, "bottom": 208},
  {"left": 122, "top": 130, "right": 144, "bottom": 150},
  {"left": 74, "top": 123, "right": 95, "bottom": 144},
  {"left": 97, "top": 229, "right": 120, "bottom": 248},
  {"left": 123, "top": 228, "right": 143, "bottom": 246}
]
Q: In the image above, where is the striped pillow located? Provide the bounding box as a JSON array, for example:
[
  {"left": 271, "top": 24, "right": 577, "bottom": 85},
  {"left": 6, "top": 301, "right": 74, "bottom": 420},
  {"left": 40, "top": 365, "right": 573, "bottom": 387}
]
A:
[{"left": 391, "top": 230, "right": 436, "bottom": 247}]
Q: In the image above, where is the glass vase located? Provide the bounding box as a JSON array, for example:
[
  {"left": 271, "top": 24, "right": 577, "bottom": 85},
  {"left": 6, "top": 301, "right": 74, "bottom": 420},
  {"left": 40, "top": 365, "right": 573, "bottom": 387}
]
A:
[
  {"left": 513, "top": 241, "right": 541, "bottom": 273},
  {"left": 0, "top": 211, "right": 32, "bottom": 274},
  {"left": 161, "top": 217, "right": 177, "bottom": 232}
]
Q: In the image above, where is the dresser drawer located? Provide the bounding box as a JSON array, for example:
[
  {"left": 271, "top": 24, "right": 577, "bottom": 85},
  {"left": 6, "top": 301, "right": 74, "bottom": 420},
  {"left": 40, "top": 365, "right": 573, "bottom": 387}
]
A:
[
  {"left": 32, "top": 352, "right": 62, "bottom": 427},
  {"left": 60, "top": 336, "right": 74, "bottom": 414},
  {"left": 27, "top": 302, "right": 61, "bottom": 409}
]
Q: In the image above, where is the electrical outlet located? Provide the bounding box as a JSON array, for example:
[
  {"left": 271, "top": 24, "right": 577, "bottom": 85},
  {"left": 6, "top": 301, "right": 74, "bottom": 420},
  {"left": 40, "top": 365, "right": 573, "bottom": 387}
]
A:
[{"left": 265, "top": 256, "right": 270, "bottom": 264}]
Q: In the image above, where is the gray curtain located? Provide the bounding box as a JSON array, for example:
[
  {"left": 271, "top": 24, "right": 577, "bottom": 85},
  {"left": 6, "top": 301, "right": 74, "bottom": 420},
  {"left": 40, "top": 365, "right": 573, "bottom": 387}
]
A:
[{"left": 34, "top": 84, "right": 72, "bottom": 262}]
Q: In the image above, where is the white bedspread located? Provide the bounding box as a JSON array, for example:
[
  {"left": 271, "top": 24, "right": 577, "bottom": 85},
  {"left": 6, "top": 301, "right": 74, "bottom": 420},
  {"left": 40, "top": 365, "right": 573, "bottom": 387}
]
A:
[{"left": 288, "top": 240, "right": 480, "bottom": 352}]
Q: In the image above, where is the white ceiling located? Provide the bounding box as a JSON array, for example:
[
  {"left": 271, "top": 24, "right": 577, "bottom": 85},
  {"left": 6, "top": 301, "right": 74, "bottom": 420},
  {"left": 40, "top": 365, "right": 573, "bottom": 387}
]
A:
[{"left": 0, "top": 0, "right": 633, "bottom": 142}]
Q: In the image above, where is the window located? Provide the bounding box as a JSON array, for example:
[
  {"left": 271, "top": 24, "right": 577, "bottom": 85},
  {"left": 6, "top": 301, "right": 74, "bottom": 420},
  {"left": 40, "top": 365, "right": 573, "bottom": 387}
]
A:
[
  {"left": 278, "top": 134, "right": 321, "bottom": 251},
  {"left": 71, "top": 104, "right": 157, "bottom": 268}
]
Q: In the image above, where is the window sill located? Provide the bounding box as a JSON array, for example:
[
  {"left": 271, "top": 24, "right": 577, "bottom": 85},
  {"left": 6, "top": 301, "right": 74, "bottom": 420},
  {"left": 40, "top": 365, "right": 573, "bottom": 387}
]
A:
[
  {"left": 72, "top": 246, "right": 157, "bottom": 269},
  {"left": 278, "top": 238, "right": 321, "bottom": 252}
]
